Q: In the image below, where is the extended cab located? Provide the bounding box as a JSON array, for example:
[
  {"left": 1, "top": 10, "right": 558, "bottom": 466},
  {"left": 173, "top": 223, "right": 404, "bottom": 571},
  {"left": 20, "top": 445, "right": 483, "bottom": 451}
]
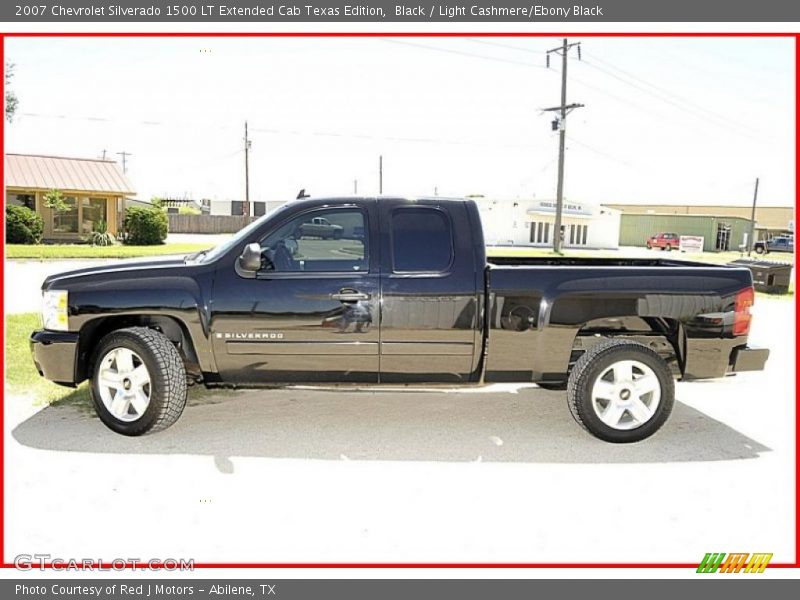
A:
[{"left": 31, "top": 197, "right": 769, "bottom": 442}]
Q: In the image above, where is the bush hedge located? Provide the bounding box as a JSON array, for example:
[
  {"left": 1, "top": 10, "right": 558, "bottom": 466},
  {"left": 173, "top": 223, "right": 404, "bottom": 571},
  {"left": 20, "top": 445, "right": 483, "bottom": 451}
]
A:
[
  {"left": 6, "top": 205, "right": 44, "bottom": 244},
  {"left": 122, "top": 206, "right": 168, "bottom": 245}
]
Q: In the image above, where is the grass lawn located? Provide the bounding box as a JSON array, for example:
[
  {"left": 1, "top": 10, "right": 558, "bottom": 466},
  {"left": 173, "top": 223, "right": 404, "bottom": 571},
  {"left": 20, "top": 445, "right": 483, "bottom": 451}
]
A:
[
  {"left": 6, "top": 313, "right": 90, "bottom": 406},
  {"left": 6, "top": 313, "right": 227, "bottom": 410},
  {"left": 6, "top": 242, "right": 214, "bottom": 260}
]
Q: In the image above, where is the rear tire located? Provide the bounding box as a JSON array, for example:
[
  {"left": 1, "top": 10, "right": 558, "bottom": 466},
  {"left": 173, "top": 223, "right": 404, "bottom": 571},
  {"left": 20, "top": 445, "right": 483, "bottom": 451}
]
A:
[
  {"left": 567, "top": 339, "right": 674, "bottom": 443},
  {"left": 90, "top": 327, "right": 187, "bottom": 436}
]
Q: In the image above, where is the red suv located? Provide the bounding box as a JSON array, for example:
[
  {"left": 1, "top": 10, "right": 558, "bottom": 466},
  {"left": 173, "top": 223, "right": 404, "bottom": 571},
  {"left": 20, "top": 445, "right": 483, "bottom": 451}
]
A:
[{"left": 647, "top": 232, "right": 680, "bottom": 251}]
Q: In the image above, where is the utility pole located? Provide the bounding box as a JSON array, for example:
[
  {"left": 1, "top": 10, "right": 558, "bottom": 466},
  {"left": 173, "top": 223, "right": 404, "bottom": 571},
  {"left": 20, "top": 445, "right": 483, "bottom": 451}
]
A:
[
  {"left": 354, "top": 179, "right": 358, "bottom": 195},
  {"left": 748, "top": 177, "right": 760, "bottom": 256},
  {"left": 379, "top": 155, "right": 383, "bottom": 194},
  {"left": 116, "top": 151, "right": 132, "bottom": 173},
  {"left": 544, "top": 38, "right": 584, "bottom": 253},
  {"left": 243, "top": 121, "right": 251, "bottom": 217},
  {"left": 100, "top": 149, "right": 107, "bottom": 160}
]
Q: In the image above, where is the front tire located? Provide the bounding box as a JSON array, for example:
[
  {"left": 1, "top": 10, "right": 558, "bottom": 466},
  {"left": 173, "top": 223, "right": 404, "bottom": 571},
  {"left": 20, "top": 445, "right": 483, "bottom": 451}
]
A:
[
  {"left": 567, "top": 339, "right": 674, "bottom": 443},
  {"left": 90, "top": 327, "right": 187, "bottom": 436}
]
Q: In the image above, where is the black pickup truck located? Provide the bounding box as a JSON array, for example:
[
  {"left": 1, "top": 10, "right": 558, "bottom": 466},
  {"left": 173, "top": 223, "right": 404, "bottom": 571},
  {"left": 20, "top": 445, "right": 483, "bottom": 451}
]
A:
[{"left": 31, "top": 196, "right": 769, "bottom": 442}]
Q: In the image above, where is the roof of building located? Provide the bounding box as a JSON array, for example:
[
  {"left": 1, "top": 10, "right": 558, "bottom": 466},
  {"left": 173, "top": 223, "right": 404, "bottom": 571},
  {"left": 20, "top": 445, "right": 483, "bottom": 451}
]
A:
[{"left": 5, "top": 153, "right": 135, "bottom": 195}]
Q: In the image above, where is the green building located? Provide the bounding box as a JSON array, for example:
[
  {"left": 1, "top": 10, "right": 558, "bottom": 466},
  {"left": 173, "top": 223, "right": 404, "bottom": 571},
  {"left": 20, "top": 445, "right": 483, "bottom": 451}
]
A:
[{"left": 619, "top": 214, "right": 754, "bottom": 252}]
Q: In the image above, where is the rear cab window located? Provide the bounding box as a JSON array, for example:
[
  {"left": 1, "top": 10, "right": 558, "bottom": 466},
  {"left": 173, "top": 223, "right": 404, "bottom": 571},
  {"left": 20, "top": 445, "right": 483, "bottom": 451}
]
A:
[{"left": 390, "top": 207, "right": 454, "bottom": 273}]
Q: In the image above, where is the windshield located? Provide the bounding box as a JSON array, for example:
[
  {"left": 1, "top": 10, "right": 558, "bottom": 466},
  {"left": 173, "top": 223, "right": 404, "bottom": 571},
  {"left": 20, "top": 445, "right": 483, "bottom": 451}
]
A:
[{"left": 193, "top": 203, "right": 293, "bottom": 264}]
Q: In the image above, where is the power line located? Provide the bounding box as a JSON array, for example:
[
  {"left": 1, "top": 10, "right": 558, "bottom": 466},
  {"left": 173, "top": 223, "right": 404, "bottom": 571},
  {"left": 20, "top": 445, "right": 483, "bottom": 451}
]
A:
[
  {"left": 465, "top": 38, "right": 547, "bottom": 55},
  {"left": 577, "top": 57, "right": 758, "bottom": 137},
  {"left": 565, "top": 135, "right": 637, "bottom": 169},
  {"left": 382, "top": 38, "right": 551, "bottom": 69},
  {"left": 383, "top": 38, "right": 757, "bottom": 143},
  {"left": 17, "top": 111, "right": 541, "bottom": 150}
]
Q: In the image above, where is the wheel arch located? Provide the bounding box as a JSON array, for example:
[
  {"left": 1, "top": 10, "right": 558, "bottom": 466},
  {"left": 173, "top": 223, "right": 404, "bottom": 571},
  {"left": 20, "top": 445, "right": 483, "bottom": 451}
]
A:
[
  {"left": 76, "top": 314, "right": 200, "bottom": 382},
  {"left": 565, "top": 316, "right": 686, "bottom": 380}
]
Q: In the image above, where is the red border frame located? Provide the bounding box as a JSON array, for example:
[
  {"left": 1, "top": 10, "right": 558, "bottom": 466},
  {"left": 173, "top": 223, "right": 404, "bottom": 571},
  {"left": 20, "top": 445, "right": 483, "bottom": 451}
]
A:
[{"left": 0, "top": 30, "right": 797, "bottom": 571}]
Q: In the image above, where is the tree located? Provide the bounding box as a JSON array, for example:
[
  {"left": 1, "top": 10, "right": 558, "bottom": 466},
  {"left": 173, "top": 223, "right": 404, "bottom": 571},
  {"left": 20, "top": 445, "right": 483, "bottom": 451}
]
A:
[
  {"left": 43, "top": 188, "right": 70, "bottom": 212},
  {"left": 5, "top": 62, "right": 18, "bottom": 122}
]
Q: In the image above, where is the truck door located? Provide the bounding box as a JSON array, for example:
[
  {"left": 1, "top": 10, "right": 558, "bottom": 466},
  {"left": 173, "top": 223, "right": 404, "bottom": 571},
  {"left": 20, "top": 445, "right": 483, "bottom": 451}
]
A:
[
  {"left": 378, "top": 199, "right": 482, "bottom": 383},
  {"left": 210, "top": 201, "right": 380, "bottom": 383}
]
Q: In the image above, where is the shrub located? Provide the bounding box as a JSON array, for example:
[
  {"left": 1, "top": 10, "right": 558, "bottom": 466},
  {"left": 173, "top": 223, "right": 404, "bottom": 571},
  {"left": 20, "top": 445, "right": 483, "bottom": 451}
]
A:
[
  {"left": 87, "top": 221, "right": 116, "bottom": 247},
  {"left": 178, "top": 205, "right": 201, "bottom": 216},
  {"left": 122, "top": 206, "right": 168, "bottom": 245},
  {"left": 6, "top": 205, "right": 43, "bottom": 244},
  {"left": 88, "top": 230, "right": 116, "bottom": 246}
]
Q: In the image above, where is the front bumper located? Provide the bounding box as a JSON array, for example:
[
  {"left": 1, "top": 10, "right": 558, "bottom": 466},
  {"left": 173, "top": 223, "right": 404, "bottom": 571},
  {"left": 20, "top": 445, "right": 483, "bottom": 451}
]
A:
[
  {"left": 730, "top": 346, "right": 770, "bottom": 373},
  {"left": 30, "top": 330, "right": 80, "bottom": 386}
]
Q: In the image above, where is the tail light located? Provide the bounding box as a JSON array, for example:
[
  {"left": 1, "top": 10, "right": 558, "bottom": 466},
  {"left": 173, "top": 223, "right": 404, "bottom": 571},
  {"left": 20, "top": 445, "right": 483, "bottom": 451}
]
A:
[{"left": 733, "top": 286, "right": 754, "bottom": 336}]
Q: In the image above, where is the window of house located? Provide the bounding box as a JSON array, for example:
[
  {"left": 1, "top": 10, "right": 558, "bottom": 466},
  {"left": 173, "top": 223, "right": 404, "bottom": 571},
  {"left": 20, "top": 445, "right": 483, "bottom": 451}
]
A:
[
  {"left": 7, "top": 193, "right": 35, "bottom": 210},
  {"left": 259, "top": 208, "right": 367, "bottom": 272},
  {"left": 52, "top": 196, "right": 79, "bottom": 234},
  {"left": 391, "top": 207, "right": 453, "bottom": 273},
  {"left": 80, "top": 198, "right": 108, "bottom": 233}
]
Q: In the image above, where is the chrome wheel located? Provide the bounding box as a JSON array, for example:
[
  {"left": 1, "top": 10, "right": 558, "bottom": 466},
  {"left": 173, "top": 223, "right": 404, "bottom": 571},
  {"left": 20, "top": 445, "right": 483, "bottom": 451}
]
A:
[
  {"left": 590, "top": 359, "right": 661, "bottom": 431},
  {"left": 97, "top": 347, "right": 151, "bottom": 422}
]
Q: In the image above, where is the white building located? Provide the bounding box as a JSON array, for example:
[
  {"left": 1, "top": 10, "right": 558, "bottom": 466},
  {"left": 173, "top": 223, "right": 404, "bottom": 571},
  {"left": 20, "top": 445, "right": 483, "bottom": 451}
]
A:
[{"left": 475, "top": 198, "right": 621, "bottom": 250}]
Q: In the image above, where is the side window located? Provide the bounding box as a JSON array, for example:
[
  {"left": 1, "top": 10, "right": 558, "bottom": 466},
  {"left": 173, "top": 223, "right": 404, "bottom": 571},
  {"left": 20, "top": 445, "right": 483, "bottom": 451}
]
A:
[
  {"left": 259, "top": 209, "right": 368, "bottom": 273},
  {"left": 391, "top": 207, "right": 453, "bottom": 273}
]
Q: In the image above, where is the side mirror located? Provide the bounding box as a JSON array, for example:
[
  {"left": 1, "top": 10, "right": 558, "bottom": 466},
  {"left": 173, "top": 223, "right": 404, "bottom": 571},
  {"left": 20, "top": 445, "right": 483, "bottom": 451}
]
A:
[{"left": 238, "top": 243, "right": 261, "bottom": 272}]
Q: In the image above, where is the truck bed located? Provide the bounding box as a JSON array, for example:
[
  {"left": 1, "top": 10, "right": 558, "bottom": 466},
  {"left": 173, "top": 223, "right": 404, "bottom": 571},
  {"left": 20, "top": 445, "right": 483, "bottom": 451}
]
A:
[{"left": 487, "top": 256, "right": 715, "bottom": 268}]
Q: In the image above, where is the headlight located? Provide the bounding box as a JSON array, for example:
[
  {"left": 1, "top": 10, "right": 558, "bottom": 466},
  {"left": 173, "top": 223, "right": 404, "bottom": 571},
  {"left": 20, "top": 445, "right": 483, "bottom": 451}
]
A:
[{"left": 42, "top": 290, "right": 69, "bottom": 331}]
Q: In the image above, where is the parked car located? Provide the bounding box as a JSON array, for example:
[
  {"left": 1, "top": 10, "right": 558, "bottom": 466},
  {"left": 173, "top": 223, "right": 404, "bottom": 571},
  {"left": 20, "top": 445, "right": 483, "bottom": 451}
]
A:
[
  {"left": 294, "top": 216, "right": 343, "bottom": 239},
  {"left": 31, "top": 197, "right": 768, "bottom": 443},
  {"left": 754, "top": 236, "right": 794, "bottom": 254},
  {"left": 646, "top": 232, "right": 680, "bottom": 251}
]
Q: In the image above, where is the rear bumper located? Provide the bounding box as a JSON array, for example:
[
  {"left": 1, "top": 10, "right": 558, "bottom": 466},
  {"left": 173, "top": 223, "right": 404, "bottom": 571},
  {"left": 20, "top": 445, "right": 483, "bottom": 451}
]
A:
[
  {"left": 683, "top": 339, "right": 769, "bottom": 379},
  {"left": 730, "top": 346, "right": 770, "bottom": 373},
  {"left": 30, "top": 330, "right": 80, "bottom": 386}
]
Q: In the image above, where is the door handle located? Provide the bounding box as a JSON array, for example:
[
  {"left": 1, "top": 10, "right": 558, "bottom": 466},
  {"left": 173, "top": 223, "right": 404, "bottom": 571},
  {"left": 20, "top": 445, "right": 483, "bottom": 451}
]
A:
[{"left": 331, "top": 289, "right": 370, "bottom": 302}]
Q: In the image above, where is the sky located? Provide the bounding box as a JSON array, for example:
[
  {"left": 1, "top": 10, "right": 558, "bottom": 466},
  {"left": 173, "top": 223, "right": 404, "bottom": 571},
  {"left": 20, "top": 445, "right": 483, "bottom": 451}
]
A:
[{"left": 4, "top": 36, "right": 796, "bottom": 207}]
